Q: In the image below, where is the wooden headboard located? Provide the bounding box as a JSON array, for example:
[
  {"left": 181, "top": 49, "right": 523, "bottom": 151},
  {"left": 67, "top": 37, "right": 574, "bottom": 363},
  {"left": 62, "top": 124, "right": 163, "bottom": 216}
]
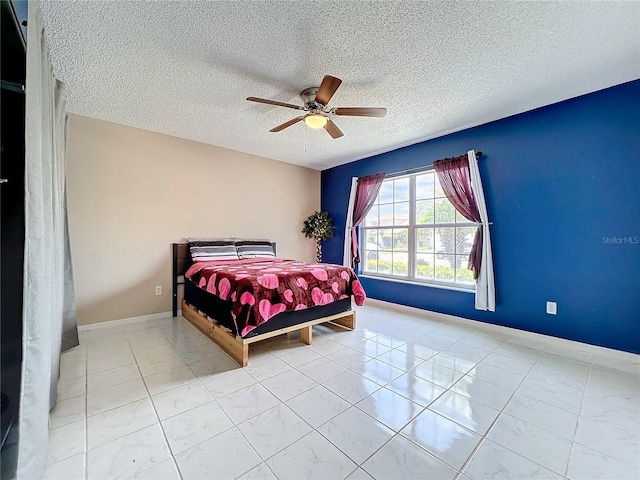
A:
[{"left": 171, "top": 242, "right": 276, "bottom": 317}]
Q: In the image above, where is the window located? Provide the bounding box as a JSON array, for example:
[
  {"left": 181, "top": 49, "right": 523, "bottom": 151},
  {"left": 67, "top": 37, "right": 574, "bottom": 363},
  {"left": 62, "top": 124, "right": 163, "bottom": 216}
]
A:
[{"left": 362, "top": 170, "right": 476, "bottom": 289}]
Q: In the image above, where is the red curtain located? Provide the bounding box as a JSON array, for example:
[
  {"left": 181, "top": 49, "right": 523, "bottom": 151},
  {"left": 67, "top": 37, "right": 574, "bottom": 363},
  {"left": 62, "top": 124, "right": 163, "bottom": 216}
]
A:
[
  {"left": 351, "top": 173, "right": 385, "bottom": 267},
  {"left": 433, "top": 155, "right": 483, "bottom": 279}
]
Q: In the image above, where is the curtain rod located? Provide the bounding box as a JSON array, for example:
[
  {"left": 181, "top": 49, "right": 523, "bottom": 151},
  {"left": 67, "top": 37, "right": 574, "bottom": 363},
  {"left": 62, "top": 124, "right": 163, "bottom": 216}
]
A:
[{"left": 385, "top": 151, "right": 483, "bottom": 179}]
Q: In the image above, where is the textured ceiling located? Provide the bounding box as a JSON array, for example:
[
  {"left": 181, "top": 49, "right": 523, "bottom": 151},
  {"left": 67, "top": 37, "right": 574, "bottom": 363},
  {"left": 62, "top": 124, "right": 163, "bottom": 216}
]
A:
[{"left": 41, "top": 1, "right": 639, "bottom": 170}]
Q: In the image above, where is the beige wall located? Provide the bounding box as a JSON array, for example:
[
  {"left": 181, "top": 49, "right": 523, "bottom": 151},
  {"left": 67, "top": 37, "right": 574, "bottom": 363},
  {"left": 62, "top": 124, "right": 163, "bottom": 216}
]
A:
[{"left": 66, "top": 115, "right": 320, "bottom": 325}]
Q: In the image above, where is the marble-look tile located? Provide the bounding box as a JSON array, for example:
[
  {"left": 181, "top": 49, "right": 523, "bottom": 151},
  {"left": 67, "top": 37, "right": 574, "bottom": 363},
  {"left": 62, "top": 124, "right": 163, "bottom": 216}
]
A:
[
  {"left": 236, "top": 462, "right": 278, "bottom": 480},
  {"left": 130, "top": 338, "right": 178, "bottom": 361},
  {"left": 297, "top": 357, "right": 348, "bottom": 383},
  {"left": 416, "top": 334, "right": 457, "bottom": 351},
  {"left": 463, "top": 440, "right": 562, "bottom": 480},
  {"left": 395, "top": 341, "right": 438, "bottom": 360},
  {"left": 362, "top": 434, "right": 456, "bottom": 480},
  {"left": 59, "top": 351, "right": 87, "bottom": 380},
  {"left": 458, "top": 332, "right": 504, "bottom": 350},
  {"left": 534, "top": 353, "right": 591, "bottom": 384},
  {"left": 46, "top": 419, "right": 86, "bottom": 465},
  {"left": 566, "top": 443, "right": 640, "bottom": 480},
  {"left": 151, "top": 381, "right": 213, "bottom": 420},
  {"left": 371, "top": 333, "right": 408, "bottom": 349},
  {"left": 430, "top": 352, "right": 477, "bottom": 373},
  {"left": 376, "top": 349, "right": 424, "bottom": 372},
  {"left": 493, "top": 341, "right": 544, "bottom": 362},
  {"left": 450, "top": 375, "right": 513, "bottom": 410},
  {"left": 175, "top": 427, "right": 261, "bottom": 479},
  {"left": 350, "top": 358, "right": 404, "bottom": 386},
  {"left": 503, "top": 393, "right": 578, "bottom": 439},
  {"left": 167, "top": 332, "right": 214, "bottom": 352},
  {"left": 385, "top": 373, "right": 446, "bottom": 407},
  {"left": 412, "top": 360, "right": 464, "bottom": 388},
  {"left": 88, "top": 397, "right": 157, "bottom": 449},
  {"left": 318, "top": 407, "right": 394, "bottom": 464},
  {"left": 356, "top": 388, "right": 422, "bottom": 431},
  {"left": 271, "top": 345, "right": 322, "bottom": 366},
  {"left": 323, "top": 371, "right": 381, "bottom": 404},
  {"left": 161, "top": 400, "right": 233, "bottom": 454},
  {"left": 244, "top": 354, "right": 292, "bottom": 382},
  {"left": 588, "top": 365, "right": 640, "bottom": 394},
  {"left": 143, "top": 365, "right": 197, "bottom": 395},
  {"left": 581, "top": 389, "right": 639, "bottom": 430},
  {"left": 57, "top": 375, "right": 87, "bottom": 401},
  {"left": 262, "top": 369, "right": 317, "bottom": 401},
  {"left": 200, "top": 367, "right": 257, "bottom": 398},
  {"left": 443, "top": 342, "right": 491, "bottom": 363},
  {"left": 217, "top": 383, "right": 281, "bottom": 424},
  {"left": 50, "top": 395, "right": 86, "bottom": 429},
  {"left": 129, "top": 459, "right": 181, "bottom": 479},
  {"left": 348, "top": 339, "right": 392, "bottom": 358},
  {"left": 88, "top": 346, "right": 135, "bottom": 374},
  {"left": 467, "top": 363, "right": 524, "bottom": 391},
  {"left": 331, "top": 348, "right": 375, "bottom": 368},
  {"left": 574, "top": 416, "right": 639, "bottom": 467},
  {"left": 87, "top": 378, "right": 148, "bottom": 416},
  {"left": 287, "top": 385, "right": 350, "bottom": 428},
  {"left": 42, "top": 452, "right": 85, "bottom": 480},
  {"left": 87, "top": 363, "right": 141, "bottom": 393},
  {"left": 238, "top": 404, "right": 312, "bottom": 459},
  {"left": 266, "top": 431, "right": 357, "bottom": 480},
  {"left": 177, "top": 342, "right": 224, "bottom": 364},
  {"left": 305, "top": 335, "right": 344, "bottom": 356},
  {"left": 346, "top": 468, "right": 374, "bottom": 480},
  {"left": 488, "top": 413, "right": 572, "bottom": 475},
  {"left": 136, "top": 351, "right": 187, "bottom": 377},
  {"left": 401, "top": 409, "right": 481, "bottom": 470},
  {"left": 480, "top": 351, "right": 534, "bottom": 376},
  {"left": 429, "top": 391, "right": 500, "bottom": 435},
  {"left": 87, "top": 423, "right": 172, "bottom": 479},
  {"left": 189, "top": 354, "right": 240, "bottom": 379},
  {"left": 517, "top": 375, "right": 584, "bottom": 413}
]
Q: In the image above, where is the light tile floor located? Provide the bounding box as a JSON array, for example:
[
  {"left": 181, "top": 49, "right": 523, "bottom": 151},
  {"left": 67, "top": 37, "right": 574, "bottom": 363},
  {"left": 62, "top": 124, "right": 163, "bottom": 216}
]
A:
[{"left": 44, "top": 304, "right": 640, "bottom": 480}]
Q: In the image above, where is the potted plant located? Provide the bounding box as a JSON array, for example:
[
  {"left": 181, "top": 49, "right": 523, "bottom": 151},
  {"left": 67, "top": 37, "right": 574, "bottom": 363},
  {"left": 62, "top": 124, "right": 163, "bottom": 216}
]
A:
[{"left": 302, "top": 211, "right": 334, "bottom": 263}]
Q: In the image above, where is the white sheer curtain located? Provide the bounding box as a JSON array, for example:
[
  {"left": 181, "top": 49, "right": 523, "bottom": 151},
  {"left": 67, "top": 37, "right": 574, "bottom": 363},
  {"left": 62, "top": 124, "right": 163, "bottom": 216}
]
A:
[
  {"left": 343, "top": 177, "right": 358, "bottom": 266},
  {"left": 467, "top": 150, "right": 496, "bottom": 311},
  {"left": 18, "top": 2, "right": 78, "bottom": 478}
]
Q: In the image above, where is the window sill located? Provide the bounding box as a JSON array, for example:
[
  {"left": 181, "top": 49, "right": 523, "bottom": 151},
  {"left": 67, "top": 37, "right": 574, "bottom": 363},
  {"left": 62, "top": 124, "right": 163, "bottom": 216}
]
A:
[{"left": 359, "top": 274, "right": 475, "bottom": 293}]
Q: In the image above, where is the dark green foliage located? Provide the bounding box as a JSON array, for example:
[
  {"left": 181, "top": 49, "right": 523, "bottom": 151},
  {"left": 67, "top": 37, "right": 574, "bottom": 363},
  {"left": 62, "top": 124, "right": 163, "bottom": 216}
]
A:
[{"left": 302, "top": 211, "right": 335, "bottom": 241}]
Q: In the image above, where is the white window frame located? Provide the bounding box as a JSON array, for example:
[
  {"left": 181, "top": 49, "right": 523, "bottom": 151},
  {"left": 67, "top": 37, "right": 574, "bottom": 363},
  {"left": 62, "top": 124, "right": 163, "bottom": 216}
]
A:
[{"left": 360, "top": 169, "right": 476, "bottom": 291}]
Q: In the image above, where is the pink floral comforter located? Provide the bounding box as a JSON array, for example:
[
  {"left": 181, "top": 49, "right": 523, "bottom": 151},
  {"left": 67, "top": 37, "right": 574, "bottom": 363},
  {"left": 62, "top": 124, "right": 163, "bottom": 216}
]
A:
[{"left": 185, "top": 258, "right": 366, "bottom": 337}]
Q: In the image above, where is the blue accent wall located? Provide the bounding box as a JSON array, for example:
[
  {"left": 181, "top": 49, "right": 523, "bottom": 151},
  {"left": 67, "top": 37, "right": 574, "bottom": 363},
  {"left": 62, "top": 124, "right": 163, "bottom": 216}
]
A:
[{"left": 322, "top": 80, "right": 640, "bottom": 354}]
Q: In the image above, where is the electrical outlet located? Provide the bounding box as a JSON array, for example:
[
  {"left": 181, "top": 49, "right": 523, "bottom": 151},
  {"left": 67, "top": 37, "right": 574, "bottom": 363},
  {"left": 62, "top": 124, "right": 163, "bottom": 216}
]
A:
[
  {"left": 155, "top": 286, "right": 162, "bottom": 296},
  {"left": 546, "top": 301, "right": 557, "bottom": 315}
]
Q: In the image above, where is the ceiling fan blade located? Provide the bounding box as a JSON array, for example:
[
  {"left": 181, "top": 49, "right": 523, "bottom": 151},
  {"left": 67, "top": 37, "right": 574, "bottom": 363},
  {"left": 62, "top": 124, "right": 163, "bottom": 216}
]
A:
[
  {"left": 333, "top": 107, "right": 387, "bottom": 117},
  {"left": 247, "top": 97, "right": 303, "bottom": 110},
  {"left": 269, "top": 116, "right": 305, "bottom": 132},
  {"left": 315, "top": 75, "right": 342, "bottom": 106},
  {"left": 324, "top": 119, "right": 344, "bottom": 139}
]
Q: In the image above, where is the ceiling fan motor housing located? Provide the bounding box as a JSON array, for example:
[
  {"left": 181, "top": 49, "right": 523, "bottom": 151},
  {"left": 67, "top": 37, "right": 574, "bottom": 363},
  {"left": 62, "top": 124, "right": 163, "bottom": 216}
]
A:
[{"left": 300, "top": 87, "right": 321, "bottom": 109}]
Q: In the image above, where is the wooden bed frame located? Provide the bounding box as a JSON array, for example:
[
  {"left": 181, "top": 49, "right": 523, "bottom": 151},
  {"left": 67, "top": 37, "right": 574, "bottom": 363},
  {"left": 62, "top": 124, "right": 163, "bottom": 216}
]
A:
[{"left": 172, "top": 242, "right": 356, "bottom": 367}]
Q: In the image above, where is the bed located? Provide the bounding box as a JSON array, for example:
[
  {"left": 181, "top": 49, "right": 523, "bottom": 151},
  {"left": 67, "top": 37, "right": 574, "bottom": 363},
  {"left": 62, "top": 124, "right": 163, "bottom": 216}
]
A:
[{"left": 172, "top": 240, "right": 365, "bottom": 366}]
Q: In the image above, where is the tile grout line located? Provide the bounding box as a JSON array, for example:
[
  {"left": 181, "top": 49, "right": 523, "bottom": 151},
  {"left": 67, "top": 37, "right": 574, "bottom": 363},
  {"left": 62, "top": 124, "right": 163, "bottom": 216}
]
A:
[
  {"left": 451, "top": 340, "right": 538, "bottom": 478},
  {"left": 563, "top": 361, "right": 594, "bottom": 479}
]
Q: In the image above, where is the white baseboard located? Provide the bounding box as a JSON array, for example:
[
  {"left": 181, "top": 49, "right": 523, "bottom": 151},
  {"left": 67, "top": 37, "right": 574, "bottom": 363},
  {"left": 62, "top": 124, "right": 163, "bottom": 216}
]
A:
[
  {"left": 78, "top": 309, "right": 182, "bottom": 331},
  {"left": 362, "top": 298, "right": 640, "bottom": 367}
]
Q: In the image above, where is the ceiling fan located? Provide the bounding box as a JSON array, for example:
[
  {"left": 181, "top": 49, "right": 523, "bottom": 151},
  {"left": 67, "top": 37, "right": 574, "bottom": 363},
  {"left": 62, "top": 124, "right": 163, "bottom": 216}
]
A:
[{"left": 246, "top": 75, "right": 387, "bottom": 139}]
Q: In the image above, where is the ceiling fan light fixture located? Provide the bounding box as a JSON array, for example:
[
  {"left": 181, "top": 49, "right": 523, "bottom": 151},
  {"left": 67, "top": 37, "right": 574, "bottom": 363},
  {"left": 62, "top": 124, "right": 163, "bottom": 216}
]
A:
[{"left": 304, "top": 113, "right": 327, "bottom": 129}]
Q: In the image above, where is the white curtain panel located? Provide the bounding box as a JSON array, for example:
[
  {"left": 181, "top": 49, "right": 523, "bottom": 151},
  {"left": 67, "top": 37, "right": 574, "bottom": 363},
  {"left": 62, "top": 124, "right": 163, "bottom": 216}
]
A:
[
  {"left": 18, "top": 2, "right": 78, "bottom": 478},
  {"left": 467, "top": 150, "right": 496, "bottom": 311},
  {"left": 343, "top": 177, "right": 358, "bottom": 266}
]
